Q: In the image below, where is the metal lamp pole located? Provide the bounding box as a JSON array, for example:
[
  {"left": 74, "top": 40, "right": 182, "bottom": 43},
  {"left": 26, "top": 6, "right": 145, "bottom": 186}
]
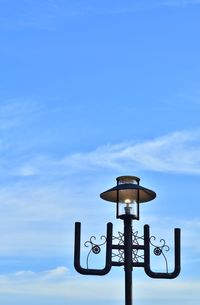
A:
[
  {"left": 123, "top": 212, "right": 133, "bottom": 305},
  {"left": 74, "top": 176, "right": 181, "bottom": 305}
]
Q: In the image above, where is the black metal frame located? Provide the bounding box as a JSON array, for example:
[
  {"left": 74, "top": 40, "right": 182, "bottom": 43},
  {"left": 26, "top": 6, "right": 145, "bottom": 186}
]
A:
[{"left": 74, "top": 215, "right": 181, "bottom": 305}]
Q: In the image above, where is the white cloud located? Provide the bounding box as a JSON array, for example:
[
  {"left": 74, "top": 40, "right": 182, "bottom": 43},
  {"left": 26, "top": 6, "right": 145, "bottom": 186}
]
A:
[
  {"left": 43, "top": 266, "right": 69, "bottom": 279},
  {"left": 0, "top": 183, "right": 77, "bottom": 255},
  {"left": 0, "top": 267, "right": 198, "bottom": 303},
  {"left": 0, "top": 99, "right": 39, "bottom": 130},
  {"left": 0, "top": 129, "right": 200, "bottom": 258},
  {"left": 60, "top": 129, "right": 200, "bottom": 175},
  {"left": 12, "top": 129, "right": 200, "bottom": 177}
]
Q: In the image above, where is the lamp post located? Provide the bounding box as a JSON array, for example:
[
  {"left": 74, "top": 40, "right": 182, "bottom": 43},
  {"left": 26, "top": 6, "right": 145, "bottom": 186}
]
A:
[{"left": 74, "top": 176, "right": 181, "bottom": 305}]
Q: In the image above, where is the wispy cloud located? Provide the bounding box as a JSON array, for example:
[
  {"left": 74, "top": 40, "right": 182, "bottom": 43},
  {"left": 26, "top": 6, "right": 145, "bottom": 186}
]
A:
[
  {"left": 59, "top": 129, "right": 200, "bottom": 175},
  {"left": 1, "top": 129, "right": 200, "bottom": 257},
  {"left": 5, "top": 129, "right": 200, "bottom": 179},
  {"left": 0, "top": 267, "right": 198, "bottom": 303},
  {"left": 0, "top": 98, "right": 39, "bottom": 131}
]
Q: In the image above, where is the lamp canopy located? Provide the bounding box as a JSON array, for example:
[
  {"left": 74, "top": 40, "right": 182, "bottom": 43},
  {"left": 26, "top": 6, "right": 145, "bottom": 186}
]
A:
[{"left": 100, "top": 176, "right": 156, "bottom": 203}]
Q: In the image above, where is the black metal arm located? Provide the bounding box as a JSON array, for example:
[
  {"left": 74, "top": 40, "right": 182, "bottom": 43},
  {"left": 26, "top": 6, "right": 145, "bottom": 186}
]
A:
[
  {"left": 74, "top": 222, "right": 113, "bottom": 275},
  {"left": 143, "top": 224, "right": 181, "bottom": 279}
]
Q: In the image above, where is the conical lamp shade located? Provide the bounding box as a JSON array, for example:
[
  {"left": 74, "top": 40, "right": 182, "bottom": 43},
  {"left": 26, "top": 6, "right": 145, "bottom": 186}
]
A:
[{"left": 100, "top": 176, "right": 156, "bottom": 203}]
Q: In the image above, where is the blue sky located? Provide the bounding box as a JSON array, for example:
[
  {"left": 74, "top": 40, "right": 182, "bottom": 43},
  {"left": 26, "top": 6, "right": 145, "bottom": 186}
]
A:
[{"left": 0, "top": 0, "right": 200, "bottom": 304}]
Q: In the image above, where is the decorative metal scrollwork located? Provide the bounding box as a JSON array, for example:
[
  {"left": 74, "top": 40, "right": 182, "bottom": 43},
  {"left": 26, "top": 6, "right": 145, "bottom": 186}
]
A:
[
  {"left": 150, "top": 236, "right": 170, "bottom": 272},
  {"left": 75, "top": 222, "right": 180, "bottom": 280},
  {"left": 83, "top": 229, "right": 171, "bottom": 273},
  {"left": 112, "top": 232, "right": 124, "bottom": 262},
  {"left": 132, "top": 230, "right": 145, "bottom": 263},
  {"left": 84, "top": 235, "right": 107, "bottom": 268},
  {"left": 112, "top": 230, "right": 145, "bottom": 263}
]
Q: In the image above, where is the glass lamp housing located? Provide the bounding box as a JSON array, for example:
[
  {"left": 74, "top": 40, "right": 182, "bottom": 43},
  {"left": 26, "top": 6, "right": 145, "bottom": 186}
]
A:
[{"left": 100, "top": 176, "right": 156, "bottom": 219}]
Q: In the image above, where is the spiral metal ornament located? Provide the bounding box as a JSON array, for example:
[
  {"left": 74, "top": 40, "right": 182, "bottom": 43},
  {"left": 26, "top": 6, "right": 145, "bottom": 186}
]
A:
[
  {"left": 84, "top": 235, "right": 107, "bottom": 269},
  {"left": 150, "top": 236, "right": 170, "bottom": 272},
  {"left": 92, "top": 245, "right": 101, "bottom": 254},
  {"left": 154, "top": 247, "right": 162, "bottom": 256}
]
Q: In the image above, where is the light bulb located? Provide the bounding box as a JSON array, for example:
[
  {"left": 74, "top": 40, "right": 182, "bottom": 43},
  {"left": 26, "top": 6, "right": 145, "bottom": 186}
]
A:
[{"left": 124, "top": 199, "right": 131, "bottom": 206}]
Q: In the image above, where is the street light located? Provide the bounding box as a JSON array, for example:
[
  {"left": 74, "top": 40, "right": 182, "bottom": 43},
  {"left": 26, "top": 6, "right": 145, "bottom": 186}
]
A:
[
  {"left": 74, "top": 175, "right": 181, "bottom": 305},
  {"left": 100, "top": 175, "right": 156, "bottom": 219}
]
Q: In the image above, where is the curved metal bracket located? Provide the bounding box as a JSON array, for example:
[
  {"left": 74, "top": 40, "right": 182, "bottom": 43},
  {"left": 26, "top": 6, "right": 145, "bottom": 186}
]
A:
[
  {"left": 144, "top": 224, "right": 181, "bottom": 279},
  {"left": 74, "top": 222, "right": 113, "bottom": 275}
]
